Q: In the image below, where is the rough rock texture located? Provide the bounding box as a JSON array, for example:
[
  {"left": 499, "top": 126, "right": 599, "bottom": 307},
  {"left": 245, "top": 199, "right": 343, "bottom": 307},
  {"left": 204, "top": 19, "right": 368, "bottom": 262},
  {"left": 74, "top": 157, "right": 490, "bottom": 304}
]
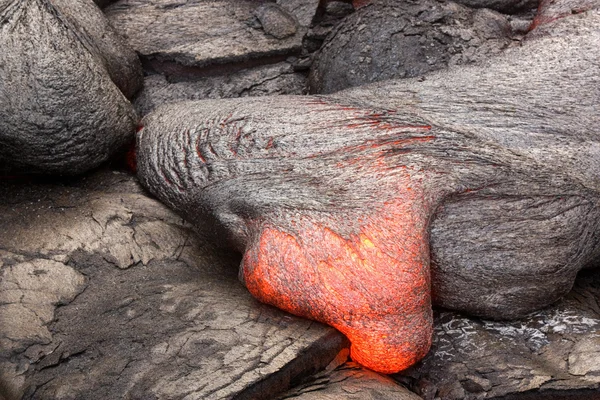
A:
[
  {"left": 351, "top": 0, "right": 538, "bottom": 12},
  {"left": 50, "top": 0, "right": 143, "bottom": 99},
  {"left": 93, "top": 0, "right": 117, "bottom": 8},
  {"left": 452, "top": 0, "right": 538, "bottom": 13},
  {"left": 136, "top": 8, "right": 600, "bottom": 373},
  {"left": 334, "top": 8, "right": 600, "bottom": 319},
  {"left": 281, "top": 358, "right": 422, "bottom": 399},
  {"left": 277, "top": 0, "right": 321, "bottom": 27},
  {"left": 255, "top": 3, "right": 299, "bottom": 40},
  {"left": 105, "top": 0, "right": 307, "bottom": 72},
  {"left": 134, "top": 62, "right": 307, "bottom": 117},
  {"left": 0, "top": 171, "right": 346, "bottom": 400},
  {"left": 0, "top": 0, "right": 142, "bottom": 176},
  {"left": 309, "top": 0, "right": 517, "bottom": 94},
  {"left": 396, "top": 268, "right": 600, "bottom": 399},
  {"left": 113, "top": 0, "right": 331, "bottom": 118},
  {"left": 529, "top": 0, "right": 600, "bottom": 35},
  {"left": 279, "top": 268, "right": 600, "bottom": 399}
]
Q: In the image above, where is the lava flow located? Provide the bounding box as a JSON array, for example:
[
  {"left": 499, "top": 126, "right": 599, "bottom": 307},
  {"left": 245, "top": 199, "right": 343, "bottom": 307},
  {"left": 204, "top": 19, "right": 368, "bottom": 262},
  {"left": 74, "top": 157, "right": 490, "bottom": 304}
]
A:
[{"left": 242, "top": 179, "right": 433, "bottom": 374}]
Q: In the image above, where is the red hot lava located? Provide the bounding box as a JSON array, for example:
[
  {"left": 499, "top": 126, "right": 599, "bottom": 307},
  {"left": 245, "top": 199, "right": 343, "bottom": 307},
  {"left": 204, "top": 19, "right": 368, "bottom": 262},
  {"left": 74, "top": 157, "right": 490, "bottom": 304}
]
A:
[{"left": 242, "top": 174, "right": 433, "bottom": 373}]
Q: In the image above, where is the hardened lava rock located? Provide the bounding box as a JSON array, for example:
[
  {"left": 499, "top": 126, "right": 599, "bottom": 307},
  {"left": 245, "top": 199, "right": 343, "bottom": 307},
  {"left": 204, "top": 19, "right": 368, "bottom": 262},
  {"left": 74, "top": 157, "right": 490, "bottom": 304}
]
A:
[
  {"left": 309, "top": 0, "right": 515, "bottom": 94},
  {"left": 136, "top": 7, "right": 600, "bottom": 373},
  {"left": 0, "top": 0, "right": 142, "bottom": 175}
]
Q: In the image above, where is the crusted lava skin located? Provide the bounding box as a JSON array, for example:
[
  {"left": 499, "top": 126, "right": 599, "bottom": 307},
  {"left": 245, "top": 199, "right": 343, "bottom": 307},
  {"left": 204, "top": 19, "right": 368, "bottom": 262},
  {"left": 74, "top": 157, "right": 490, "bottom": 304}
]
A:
[
  {"left": 136, "top": 96, "right": 453, "bottom": 373},
  {"left": 242, "top": 194, "right": 434, "bottom": 373},
  {"left": 0, "top": 0, "right": 142, "bottom": 175},
  {"left": 136, "top": 9, "right": 600, "bottom": 373}
]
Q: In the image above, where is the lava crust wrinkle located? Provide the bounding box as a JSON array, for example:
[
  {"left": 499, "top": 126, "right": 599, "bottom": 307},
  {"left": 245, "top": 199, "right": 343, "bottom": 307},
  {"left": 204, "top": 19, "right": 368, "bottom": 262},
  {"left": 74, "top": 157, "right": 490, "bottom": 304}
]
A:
[
  {"left": 137, "top": 7, "right": 600, "bottom": 374},
  {"left": 242, "top": 191, "right": 433, "bottom": 373}
]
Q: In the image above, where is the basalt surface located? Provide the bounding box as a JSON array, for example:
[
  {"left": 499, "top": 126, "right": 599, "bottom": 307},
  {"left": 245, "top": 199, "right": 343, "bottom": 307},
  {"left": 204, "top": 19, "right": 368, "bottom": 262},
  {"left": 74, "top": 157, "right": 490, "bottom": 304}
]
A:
[
  {"left": 2, "top": 0, "right": 600, "bottom": 398},
  {"left": 133, "top": 62, "right": 307, "bottom": 117},
  {"left": 309, "top": 0, "right": 524, "bottom": 94},
  {"left": 105, "top": 0, "right": 310, "bottom": 74},
  {"left": 0, "top": 171, "right": 346, "bottom": 400},
  {"left": 136, "top": 7, "right": 600, "bottom": 373},
  {"left": 0, "top": 0, "right": 142, "bottom": 175},
  {"left": 280, "top": 356, "right": 422, "bottom": 399},
  {"left": 396, "top": 268, "right": 600, "bottom": 399},
  {"left": 3, "top": 173, "right": 600, "bottom": 400},
  {"left": 107, "top": 0, "right": 341, "bottom": 118},
  {"left": 280, "top": 268, "right": 600, "bottom": 399}
]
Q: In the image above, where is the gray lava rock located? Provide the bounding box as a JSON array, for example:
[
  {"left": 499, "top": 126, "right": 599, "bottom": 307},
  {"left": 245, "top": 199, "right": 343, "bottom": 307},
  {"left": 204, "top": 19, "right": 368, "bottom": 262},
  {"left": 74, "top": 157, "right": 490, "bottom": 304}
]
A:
[
  {"left": 324, "top": 1, "right": 355, "bottom": 17},
  {"left": 133, "top": 62, "right": 307, "bottom": 117},
  {"left": 397, "top": 268, "right": 600, "bottom": 399},
  {"left": 309, "top": 0, "right": 515, "bottom": 94},
  {"left": 0, "top": 0, "right": 142, "bottom": 175},
  {"left": 136, "top": 7, "right": 600, "bottom": 373},
  {"left": 281, "top": 359, "right": 422, "bottom": 399},
  {"left": 277, "top": 0, "right": 321, "bottom": 27},
  {"left": 279, "top": 269, "right": 600, "bottom": 400},
  {"left": 453, "top": 0, "right": 539, "bottom": 13},
  {"left": 527, "top": 0, "right": 600, "bottom": 37},
  {"left": 335, "top": 8, "right": 600, "bottom": 319},
  {"left": 105, "top": 0, "right": 306, "bottom": 71},
  {"left": 255, "top": 3, "right": 298, "bottom": 39},
  {"left": 0, "top": 170, "right": 346, "bottom": 400}
]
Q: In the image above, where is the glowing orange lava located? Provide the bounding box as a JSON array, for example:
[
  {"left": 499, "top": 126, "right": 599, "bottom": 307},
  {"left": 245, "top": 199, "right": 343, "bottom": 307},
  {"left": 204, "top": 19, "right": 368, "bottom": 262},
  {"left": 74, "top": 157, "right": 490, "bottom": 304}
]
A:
[{"left": 242, "top": 175, "right": 433, "bottom": 373}]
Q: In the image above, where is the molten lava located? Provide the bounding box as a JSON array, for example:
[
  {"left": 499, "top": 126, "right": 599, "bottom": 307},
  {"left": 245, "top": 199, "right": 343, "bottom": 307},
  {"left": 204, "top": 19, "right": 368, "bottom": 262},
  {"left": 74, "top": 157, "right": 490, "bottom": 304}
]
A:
[{"left": 242, "top": 177, "right": 433, "bottom": 373}]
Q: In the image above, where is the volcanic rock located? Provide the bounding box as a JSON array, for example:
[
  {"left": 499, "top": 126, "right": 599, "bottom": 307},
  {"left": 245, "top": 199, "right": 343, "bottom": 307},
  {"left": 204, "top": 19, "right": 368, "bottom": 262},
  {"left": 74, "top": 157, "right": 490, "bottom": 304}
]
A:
[
  {"left": 0, "top": 171, "right": 346, "bottom": 400},
  {"left": 452, "top": 0, "right": 538, "bottom": 13},
  {"left": 528, "top": 0, "right": 600, "bottom": 36},
  {"left": 309, "top": 0, "right": 515, "bottom": 94},
  {"left": 281, "top": 359, "right": 422, "bottom": 399},
  {"left": 397, "top": 268, "right": 600, "bottom": 399},
  {"left": 277, "top": 0, "right": 321, "bottom": 27},
  {"left": 133, "top": 62, "right": 307, "bottom": 117},
  {"left": 0, "top": 0, "right": 142, "bottom": 175},
  {"left": 324, "top": 1, "right": 355, "bottom": 17},
  {"left": 105, "top": 0, "right": 306, "bottom": 73},
  {"left": 136, "top": 7, "right": 600, "bottom": 373},
  {"left": 255, "top": 3, "right": 299, "bottom": 40},
  {"left": 281, "top": 269, "right": 600, "bottom": 399}
]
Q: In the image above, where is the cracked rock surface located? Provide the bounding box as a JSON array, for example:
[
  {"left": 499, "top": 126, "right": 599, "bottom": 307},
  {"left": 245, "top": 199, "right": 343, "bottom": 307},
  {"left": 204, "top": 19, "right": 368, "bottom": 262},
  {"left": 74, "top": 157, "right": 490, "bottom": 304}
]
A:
[
  {"left": 0, "top": 171, "right": 346, "bottom": 400},
  {"left": 396, "top": 268, "right": 600, "bottom": 399},
  {"left": 105, "top": 0, "right": 306, "bottom": 71},
  {"left": 2, "top": 0, "right": 600, "bottom": 398},
  {"left": 133, "top": 62, "right": 307, "bottom": 117},
  {"left": 310, "top": 0, "right": 520, "bottom": 94},
  {"left": 281, "top": 358, "right": 421, "bottom": 399},
  {"left": 107, "top": 0, "right": 328, "bottom": 117},
  {"left": 278, "top": 268, "right": 600, "bottom": 399}
]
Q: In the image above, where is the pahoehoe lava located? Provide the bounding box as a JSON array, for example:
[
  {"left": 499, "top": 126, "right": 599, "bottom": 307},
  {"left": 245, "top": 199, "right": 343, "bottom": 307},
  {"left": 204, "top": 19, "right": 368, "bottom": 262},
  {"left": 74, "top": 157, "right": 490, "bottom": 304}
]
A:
[{"left": 136, "top": 4, "right": 600, "bottom": 373}]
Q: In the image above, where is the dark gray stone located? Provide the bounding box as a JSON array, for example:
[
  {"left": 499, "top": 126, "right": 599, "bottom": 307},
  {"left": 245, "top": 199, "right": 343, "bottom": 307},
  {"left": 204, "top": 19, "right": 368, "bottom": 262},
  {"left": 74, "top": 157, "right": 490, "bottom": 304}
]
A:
[
  {"left": 133, "top": 62, "right": 307, "bottom": 117},
  {"left": 396, "top": 269, "right": 600, "bottom": 399},
  {"left": 324, "top": 1, "right": 355, "bottom": 17},
  {"left": 93, "top": 0, "right": 117, "bottom": 8},
  {"left": 335, "top": 9, "right": 600, "bottom": 319},
  {"left": 0, "top": 0, "right": 142, "bottom": 175},
  {"left": 309, "top": 0, "right": 515, "bottom": 94},
  {"left": 105, "top": 0, "right": 306, "bottom": 70},
  {"left": 277, "top": 0, "right": 321, "bottom": 27},
  {"left": 136, "top": 8, "right": 600, "bottom": 373},
  {"left": 0, "top": 171, "right": 346, "bottom": 400},
  {"left": 452, "top": 0, "right": 538, "bottom": 13},
  {"left": 255, "top": 3, "right": 298, "bottom": 39},
  {"left": 281, "top": 358, "right": 422, "bottom": 399}
]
